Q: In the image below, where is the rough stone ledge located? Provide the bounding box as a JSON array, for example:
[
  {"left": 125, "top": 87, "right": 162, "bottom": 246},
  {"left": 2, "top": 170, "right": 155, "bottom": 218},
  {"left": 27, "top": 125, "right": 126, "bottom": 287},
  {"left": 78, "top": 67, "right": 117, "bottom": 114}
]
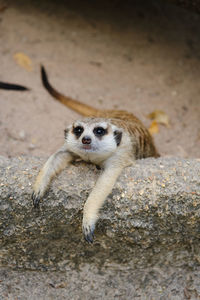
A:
[{"left": 0, "top": 155, "right": 199, "bottom": 271}]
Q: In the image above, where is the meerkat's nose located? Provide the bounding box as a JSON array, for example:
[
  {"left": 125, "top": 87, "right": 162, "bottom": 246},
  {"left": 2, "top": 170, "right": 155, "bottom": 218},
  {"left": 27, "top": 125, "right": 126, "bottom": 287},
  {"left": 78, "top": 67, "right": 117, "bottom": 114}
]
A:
[{"left": 82, "top": 136, "right": 92, "bottom": 144}]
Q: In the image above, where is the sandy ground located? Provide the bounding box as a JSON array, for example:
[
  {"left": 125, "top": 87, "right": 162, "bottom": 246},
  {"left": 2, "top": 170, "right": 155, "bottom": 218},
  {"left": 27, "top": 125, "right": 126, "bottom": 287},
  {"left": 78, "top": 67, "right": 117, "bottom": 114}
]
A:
[{"left": 0, "top": 0, "right": 200, "bottom": 159}]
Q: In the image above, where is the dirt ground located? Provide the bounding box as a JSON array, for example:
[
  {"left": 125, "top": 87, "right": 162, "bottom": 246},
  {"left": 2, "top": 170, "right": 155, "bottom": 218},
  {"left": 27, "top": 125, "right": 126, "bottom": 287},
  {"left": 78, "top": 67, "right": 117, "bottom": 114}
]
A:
[{"left": 0, "top": 0, "right": 200, "bottom": 159}]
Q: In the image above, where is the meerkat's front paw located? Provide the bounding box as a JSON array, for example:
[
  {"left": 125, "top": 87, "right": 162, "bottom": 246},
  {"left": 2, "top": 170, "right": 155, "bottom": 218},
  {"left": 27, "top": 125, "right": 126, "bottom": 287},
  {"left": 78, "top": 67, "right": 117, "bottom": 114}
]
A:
[
  {"left": 32, "top": 191, "right": 42, "bottom": 208},
  {"left": 82, "top": 223, "right": 95, "bottom": 243},
  {"left": 82, "top": 217, "right": 96, "bottom": 243},
  {"left": 32, "top": 181, "right": 46, "bottom": 208}
]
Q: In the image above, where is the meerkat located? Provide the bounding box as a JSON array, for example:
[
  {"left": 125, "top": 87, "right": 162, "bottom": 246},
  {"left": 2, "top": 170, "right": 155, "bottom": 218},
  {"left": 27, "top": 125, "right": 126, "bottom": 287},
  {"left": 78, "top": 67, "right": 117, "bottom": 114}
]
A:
[{"left": 32, "top": 66, "right": 159, "bottom": 243}]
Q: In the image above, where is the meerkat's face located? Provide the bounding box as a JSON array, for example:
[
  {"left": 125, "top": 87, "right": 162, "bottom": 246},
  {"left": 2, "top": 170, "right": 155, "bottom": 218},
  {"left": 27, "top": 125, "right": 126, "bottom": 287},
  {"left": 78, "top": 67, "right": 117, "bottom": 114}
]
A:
[{"left": 64, "top": 118, "right": 123, "bottom": 163}]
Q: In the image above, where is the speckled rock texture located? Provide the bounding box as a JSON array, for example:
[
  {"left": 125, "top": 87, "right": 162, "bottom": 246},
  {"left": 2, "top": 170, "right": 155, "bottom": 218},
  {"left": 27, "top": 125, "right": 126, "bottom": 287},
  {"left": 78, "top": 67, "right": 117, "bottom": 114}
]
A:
[{"left": 0, "top": 156, "right": 200, "bottom": 299}]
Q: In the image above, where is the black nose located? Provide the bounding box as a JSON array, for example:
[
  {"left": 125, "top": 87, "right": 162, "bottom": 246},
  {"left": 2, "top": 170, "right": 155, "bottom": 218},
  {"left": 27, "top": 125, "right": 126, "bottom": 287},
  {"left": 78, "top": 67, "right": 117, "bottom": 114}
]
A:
[{"left": 82, "top": 136, "right": 91, "bottom": 144}]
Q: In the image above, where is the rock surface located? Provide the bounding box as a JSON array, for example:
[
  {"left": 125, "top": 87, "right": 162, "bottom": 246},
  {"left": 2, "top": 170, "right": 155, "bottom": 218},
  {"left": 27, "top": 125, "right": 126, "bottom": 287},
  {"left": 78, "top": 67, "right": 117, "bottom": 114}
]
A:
[{"left": 0, "top": 155, "right": 200, "bottom": 299}]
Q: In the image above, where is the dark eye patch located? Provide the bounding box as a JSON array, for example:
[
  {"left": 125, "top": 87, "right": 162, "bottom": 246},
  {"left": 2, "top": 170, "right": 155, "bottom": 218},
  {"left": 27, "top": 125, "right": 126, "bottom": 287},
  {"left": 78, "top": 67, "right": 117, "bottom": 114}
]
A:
[
  {"left": 73, "top": 126, "right": 84, "bottom": 138},
  {"left": 93, "top": 127, "right": 107, "bottom": 137}
]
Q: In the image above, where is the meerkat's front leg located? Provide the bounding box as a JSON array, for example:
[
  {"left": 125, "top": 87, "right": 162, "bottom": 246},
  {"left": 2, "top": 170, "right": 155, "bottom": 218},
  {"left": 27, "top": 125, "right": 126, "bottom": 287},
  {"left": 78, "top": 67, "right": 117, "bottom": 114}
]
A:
[
  {"left": 82, "top": 163, "right": 125, "bottom": 243},
  {"left": 32, "top": 146, "right": 73, "bottom": 207}
]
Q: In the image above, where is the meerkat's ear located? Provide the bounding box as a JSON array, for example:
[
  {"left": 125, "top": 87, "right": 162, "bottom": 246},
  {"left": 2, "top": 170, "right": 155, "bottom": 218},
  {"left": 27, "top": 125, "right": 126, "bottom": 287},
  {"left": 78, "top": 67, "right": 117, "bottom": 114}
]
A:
[
  {"left": 114, "top": 130, "right": 122, "bottom": 146},
  {"left": 64, "top": 128, "right": 69, "bottom": 139}
]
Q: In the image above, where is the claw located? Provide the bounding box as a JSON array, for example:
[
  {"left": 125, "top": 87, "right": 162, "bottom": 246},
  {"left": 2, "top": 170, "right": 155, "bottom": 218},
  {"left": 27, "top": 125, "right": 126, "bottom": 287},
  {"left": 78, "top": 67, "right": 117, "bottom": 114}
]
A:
[
  {"left": 32, "top": 192, "right": 40, "bottom": 208},
  {"left": 96, "top": 165, "right": 101, "bottom": 170},
  {"left": 83, "top": 224, "right": 95, "bottom": 244},
  {"left": 84, "top": 230, "right": 94, "bottom": 244}
]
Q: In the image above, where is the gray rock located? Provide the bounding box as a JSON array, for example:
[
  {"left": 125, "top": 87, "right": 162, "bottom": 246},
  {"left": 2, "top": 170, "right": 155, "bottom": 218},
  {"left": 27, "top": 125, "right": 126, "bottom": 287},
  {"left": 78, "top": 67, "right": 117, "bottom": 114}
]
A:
[{"left": 0, "top": 156, "right": 200, "bottom": 299}]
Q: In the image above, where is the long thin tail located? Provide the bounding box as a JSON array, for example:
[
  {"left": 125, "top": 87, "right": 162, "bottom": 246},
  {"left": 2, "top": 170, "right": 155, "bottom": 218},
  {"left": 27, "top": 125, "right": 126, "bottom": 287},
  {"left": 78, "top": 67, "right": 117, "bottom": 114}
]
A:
[
  {"left": 41, "top": 66, "right": 100, "bottom": 117},
  {"left": 0, "top": 81, "right": 29, "bottom": 91}
]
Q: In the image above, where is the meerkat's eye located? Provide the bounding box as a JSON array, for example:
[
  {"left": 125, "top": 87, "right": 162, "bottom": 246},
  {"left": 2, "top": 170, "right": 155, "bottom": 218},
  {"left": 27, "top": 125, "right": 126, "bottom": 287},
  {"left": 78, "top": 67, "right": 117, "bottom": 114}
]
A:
[
  {"left": 73, "top": 126, "right": 84, "bottom": 137},
  {"left": 93, "top": 127, "right": 107, "bottom": 137}
]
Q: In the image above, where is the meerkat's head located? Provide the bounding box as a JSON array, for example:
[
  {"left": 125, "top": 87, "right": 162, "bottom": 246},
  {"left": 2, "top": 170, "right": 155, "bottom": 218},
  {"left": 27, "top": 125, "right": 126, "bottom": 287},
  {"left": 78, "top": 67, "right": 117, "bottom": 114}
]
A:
[{"left": 64, "top": 118, "right": 123, "bottom": 163}]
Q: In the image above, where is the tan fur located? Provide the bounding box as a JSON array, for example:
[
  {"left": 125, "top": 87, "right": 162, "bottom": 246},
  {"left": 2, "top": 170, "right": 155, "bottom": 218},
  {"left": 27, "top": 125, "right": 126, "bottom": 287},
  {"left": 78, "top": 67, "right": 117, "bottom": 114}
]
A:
[{"left": 32, "top": 66, "right": 160, "bottom": 243}]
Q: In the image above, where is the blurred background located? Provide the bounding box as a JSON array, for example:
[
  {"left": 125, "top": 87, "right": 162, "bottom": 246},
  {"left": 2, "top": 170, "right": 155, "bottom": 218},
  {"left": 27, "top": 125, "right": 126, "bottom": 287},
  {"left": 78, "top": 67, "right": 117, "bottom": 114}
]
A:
[{"left": 0, "top": 0, "right": 200, "bottom": 158}]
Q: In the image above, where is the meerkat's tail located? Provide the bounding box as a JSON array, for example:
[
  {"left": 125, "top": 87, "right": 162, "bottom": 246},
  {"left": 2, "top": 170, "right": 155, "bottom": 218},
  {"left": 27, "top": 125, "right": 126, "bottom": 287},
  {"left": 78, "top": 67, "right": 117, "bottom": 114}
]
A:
[
  {"left": 41, "top": 65, "right": 100, "bottom": 117},
  {"left": 0, "top": 81, "right": 29, "bottom": 91}
]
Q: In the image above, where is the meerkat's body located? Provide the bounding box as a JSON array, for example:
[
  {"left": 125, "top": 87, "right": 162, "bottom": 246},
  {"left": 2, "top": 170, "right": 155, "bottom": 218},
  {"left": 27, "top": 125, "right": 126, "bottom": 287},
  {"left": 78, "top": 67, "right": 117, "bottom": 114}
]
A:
[{"left": 32, "top": 66, "right": 159, "bottom": 243}]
